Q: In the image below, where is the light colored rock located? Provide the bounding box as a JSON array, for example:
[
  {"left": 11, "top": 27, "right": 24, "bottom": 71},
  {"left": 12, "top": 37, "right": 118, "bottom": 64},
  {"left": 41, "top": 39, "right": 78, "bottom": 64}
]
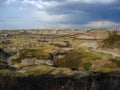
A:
[
  {"left": 17, "top": 70, "right": 26, "bottom": 73},
  {"left": 21, "top": 58, "right": 53, "bottom": 66}
]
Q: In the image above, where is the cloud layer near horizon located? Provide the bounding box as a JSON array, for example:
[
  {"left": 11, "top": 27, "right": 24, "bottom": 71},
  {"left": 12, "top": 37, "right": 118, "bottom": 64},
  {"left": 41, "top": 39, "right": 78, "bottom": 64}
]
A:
[{"left": 0, "top": 0, "right": 120, "bottom": 29}]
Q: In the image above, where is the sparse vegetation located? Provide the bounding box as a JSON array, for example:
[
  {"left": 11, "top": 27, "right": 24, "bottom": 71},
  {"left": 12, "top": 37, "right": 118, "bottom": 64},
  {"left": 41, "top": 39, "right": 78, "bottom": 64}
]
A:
[
  {"left": 54, "top": 46, "right": 119, "bottom": 72},
  {"left": 21, "top": 64, "right": 54, "bottom": 76},
  {"left": 54, "top": 48, "right": 105, "bottom": 70},
  {"left": 109, "top": 57, "right": 120, "bottom": 68},
  {"left": 0, "top": 29, "right": 120, "bottom": 77},
  {"left": 12, "top": 49, "right": 49, "bottom": 64},
  {"left": 101, "top": 30, "right": 120, "bottom": 48},
  {"left": 54, "top": 50, "right": 82, "bottom": 69},
  {"left": 0, "top": 69, "right": 25, "bottom": 77}
]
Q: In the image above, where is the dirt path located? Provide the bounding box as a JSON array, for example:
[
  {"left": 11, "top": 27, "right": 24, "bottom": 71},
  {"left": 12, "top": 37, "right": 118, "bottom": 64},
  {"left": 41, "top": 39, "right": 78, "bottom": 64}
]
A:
[
  {"left": 93, "top": 49, "right": 120, "bottom": 57},
  {"left": 92, "top": 47, "right": 120, "bottom": 57}
]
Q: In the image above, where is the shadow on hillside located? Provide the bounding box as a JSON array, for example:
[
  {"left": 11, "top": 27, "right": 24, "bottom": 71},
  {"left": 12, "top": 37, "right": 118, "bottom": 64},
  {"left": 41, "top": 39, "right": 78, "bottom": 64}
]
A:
[{"left": 0, "top": 72, "right": 119, "bottom": 90}]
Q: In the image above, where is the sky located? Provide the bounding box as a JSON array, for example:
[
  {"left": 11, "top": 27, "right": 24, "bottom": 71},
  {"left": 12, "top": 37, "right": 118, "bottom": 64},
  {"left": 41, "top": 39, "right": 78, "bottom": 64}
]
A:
[{"left": 0, "top": 0, "right": 120, "bottom": 30}]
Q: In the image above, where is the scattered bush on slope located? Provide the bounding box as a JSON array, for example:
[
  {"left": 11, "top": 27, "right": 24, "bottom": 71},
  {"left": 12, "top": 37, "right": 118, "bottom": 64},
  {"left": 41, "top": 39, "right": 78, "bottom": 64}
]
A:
[{"left": 101, "top": 30, "right": 120, "bottom": 49}]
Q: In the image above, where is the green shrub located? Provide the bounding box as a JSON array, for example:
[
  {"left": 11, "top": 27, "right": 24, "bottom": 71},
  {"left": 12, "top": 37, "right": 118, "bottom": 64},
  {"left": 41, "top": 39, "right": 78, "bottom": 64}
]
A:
[
  {"left": 83, "top": 52, "right": 101, "bottom": 61},
  {"left": 54, "top": 50, "right": 83, "bottom": 69},
  {"left": 109, "top": 58, "right": 120, "bottom": 68},
  {"left": 55, "top": 49, "right": 102, "bottom": 69},
  {"left": 83, "top": 62, "right": 92, "bottom": 71}
]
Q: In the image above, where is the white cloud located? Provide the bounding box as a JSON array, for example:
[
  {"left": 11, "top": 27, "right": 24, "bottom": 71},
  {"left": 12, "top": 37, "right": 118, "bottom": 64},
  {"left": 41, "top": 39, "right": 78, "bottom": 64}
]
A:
[
  {"left": 1, "top": 0, "right": 119, "bottom": 30},
  {"left": 68, "top": 0, "right": 116, "bottom": 4},
  {"left": 5, "top": 0, "right": 16, "bottom": 5},
  {"left": 33, "top": 11, "right": 69, "bottom": 23},
  {"left": 57, "top": 24, "right": 74, "bottom": 28},
  {"left": 22, "top": 0, "right": 61, "bottom": 10},
  {"left": 86, "top": 21, "right": 120, "bottom": 28},
  {"left": 22, "top": 0, "right": 43, "bottom": 10}
]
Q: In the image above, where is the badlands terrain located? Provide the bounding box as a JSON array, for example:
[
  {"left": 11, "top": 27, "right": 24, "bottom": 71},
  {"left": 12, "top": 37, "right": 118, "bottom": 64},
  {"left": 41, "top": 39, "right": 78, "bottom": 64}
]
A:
[
  {"left": 0, "top": 29, "right": 120, "bottom": 76},
  {"left": 0, "top": 29, "right": 120, "bottom": 90}
]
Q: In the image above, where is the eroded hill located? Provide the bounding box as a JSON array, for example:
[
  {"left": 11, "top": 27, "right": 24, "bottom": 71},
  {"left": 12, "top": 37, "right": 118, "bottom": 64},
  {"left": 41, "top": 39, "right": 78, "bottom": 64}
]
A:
[{"left": 0, "top": 29, "right": 120, "bottom": 77}]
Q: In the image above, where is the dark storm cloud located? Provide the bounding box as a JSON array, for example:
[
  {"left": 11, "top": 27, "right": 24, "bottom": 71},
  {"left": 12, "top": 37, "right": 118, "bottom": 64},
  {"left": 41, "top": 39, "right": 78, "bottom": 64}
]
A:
[
  {"left": 0, "top": 0, "right": 120, "bottom": 29},
  {"left": 43, "top": 0, "right": 120, "bottom": 24}
]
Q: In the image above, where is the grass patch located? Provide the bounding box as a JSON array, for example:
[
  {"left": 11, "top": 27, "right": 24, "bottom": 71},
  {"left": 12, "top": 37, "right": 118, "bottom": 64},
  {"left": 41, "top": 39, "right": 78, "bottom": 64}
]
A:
[
  {"left": 0, "top": 69, "right": 25, "bottom": 77},
  {"left": 12, "top": 49, "right": 49, "bottom": 64},
  {"left": 21, "top": 64, "right": 55, "bottom": 76},
  {"left": 54, "top": 47, "right": 115, "bottom": 72},
  {"left": 0, "top": 65, "right": 55, "bottom": 77},
  {"left": 81, "top": 52, "right": 101, "bottom": 61},
  {"left": 54, "top": 48, "right": 102, "bottom": 70},
  {"left": 54, "top": 50, "right": 82, "bottom": 69}
]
